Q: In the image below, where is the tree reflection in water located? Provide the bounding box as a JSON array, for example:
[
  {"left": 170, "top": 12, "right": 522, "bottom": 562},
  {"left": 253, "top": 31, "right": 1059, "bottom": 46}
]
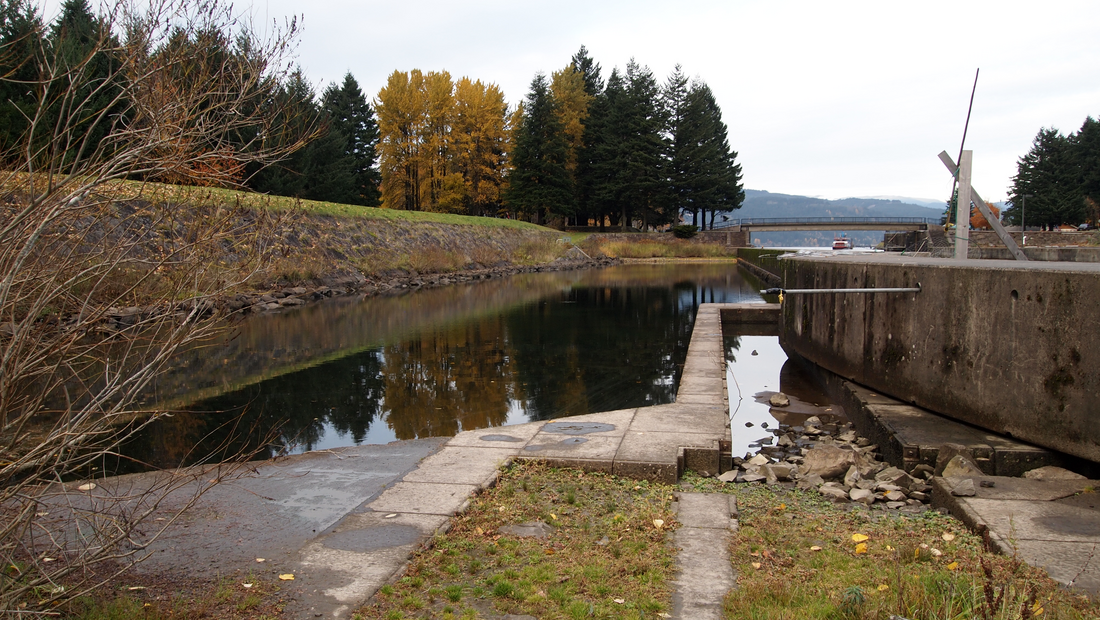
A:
[{"left": 116, "top": 264, "right": 769, "bottom": 472}]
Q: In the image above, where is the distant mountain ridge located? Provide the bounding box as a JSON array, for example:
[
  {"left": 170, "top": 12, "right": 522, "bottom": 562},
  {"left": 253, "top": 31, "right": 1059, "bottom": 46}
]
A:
[
  {"left": 725, "top": 190, "right": 946, "bottom": 247},
  {"left": 737, "top": 189, "right": 945, "bottom": 220}
]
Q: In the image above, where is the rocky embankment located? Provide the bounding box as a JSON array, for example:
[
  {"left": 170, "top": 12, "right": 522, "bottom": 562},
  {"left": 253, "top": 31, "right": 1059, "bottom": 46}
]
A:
[
  {"left": 713, "top": 401, "right": 1087, "bottom": 512},
  {"left": 716, "top": 413, "right": 936, "bottom": 513},
  {"left": 98, "top": 253, "right": 618, "bottom": 332}
]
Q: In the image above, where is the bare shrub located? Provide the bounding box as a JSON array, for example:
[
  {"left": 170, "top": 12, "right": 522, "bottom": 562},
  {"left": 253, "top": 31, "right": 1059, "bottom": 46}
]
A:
[{"left": 0, "top": 0, "right": 306, "bottom": 613}]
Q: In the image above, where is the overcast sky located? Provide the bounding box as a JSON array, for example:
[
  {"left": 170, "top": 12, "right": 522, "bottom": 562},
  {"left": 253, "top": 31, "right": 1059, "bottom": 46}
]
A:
[{"left": 56, "top": 1, "right": 1100, "bottom": 203}]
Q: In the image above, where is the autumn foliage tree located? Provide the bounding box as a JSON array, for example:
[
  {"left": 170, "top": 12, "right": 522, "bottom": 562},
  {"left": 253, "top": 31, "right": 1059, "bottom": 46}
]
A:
[{"left": 376, "top": 69, "right": 511, "bottom": 215}]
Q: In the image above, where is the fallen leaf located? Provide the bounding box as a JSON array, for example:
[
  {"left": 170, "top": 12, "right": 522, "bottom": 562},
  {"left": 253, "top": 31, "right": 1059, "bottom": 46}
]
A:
[
  {"left": 658, "top": 614, "right": 672, "bottom": 619},
  {"left": 41, "top": 558, "right": 55, "bottom": 563},
  {"left": 242, "top": 583, "right": 253, "bottom": 588},
  {"left": 914, "top": 548, "right": 920, "bottom": 559},
  {"left": 633, "top": 485, "right": 641, "bottom": 490},
  {"left": 545, "top": 548, "right": 554, "bottom": 555},
  {"left": 854, "top": 543, "right": 868, "bottom": 555},
  {"left": 77, "top": 483, "right": 96, "bottom": 492},
  {"left": 877, "top": 584, "right": 889, "bottom": 592},
  {"left": 614, "top": 598, "right": 625, "bottom": 604},
  {"left": 751, "top": 562, "right": 762, "bottom": 569},
  {"left": 810, "top": 546, "right": 822, "bottom": 552},
  {"left": 851, "top": 533, "right": 869, "bottom": 543},
  {"left": 886, "top": 545, "right": 895, "bottom": 551},
  {"left": 778, "top": 503, "right": 786, "bottom": 510},
  {"left": 35, "top": 512, "right": 48, "bottom": 517},
  {"left": 947, "top": 562, "right": 959, "bottom": 571},
  {"left": 942, "top": 532, "right": 956, "bottom": 542},
  {"left": 653, "top": 519, "right": 665, "bottom": 529},
  {"left": 749, "top": 552, "right": 760, "bottom": 557},
  {"left": 384, "top": 513, "right": 398, "bottom": 519},
  {"left": 931, "top": 548, "right": 943, "bottom": 557},
  {"left": 920, "top": 543, "right": 929, "bottom": 549},
  {"left": 475, "top": 527, "right": 484, "bottom": 536},
  {"left": 278, "top": 574, "right": 294, "bottom": 581},
  {"left": 127, "top": 586, "right": 145, "bottom": 591},
  {"left": 255, "top": 558, "right": 265, "bottom": 563},
  {"left": 549, "top": 513, "right": 558, "bottom": 521}
]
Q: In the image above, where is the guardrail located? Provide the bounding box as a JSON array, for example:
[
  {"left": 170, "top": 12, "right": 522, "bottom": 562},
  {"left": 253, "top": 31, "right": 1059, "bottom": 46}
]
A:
[{"left": 710, "top": 216, "right": 935, "bottom": 229}]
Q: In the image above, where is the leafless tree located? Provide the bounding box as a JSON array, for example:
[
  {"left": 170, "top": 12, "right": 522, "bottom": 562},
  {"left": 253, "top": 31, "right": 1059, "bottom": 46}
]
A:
[{"left": 0, "top": 0, "right": 310, "bottom": 613}]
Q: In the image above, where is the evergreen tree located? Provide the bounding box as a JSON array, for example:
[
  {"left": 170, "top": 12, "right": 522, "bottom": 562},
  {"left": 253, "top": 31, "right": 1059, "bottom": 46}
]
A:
[
  {"left": 617, "top": 60, "right": 669, "bottom": 231},
  {"left": 505, "top": 73, "right": 573, "bottom": 224},
  {"left": 250, "top": 69, "right": 323, "bottom": 198},
  {"left": 0, "top": 0, "right": 44, "bottom": 162},
  {"left": 676, "top": 81, "right": 743, "bottom": 229},
  {"left": 1072, "top": 116, "right": 1100, "bottom": 224},
  {"left": 47, "top": 0, "right": 124, "bottom": 170},
  {"left": 1007, "top": 128, "right": 1082, "bottom": 228},
  {"left": 321, "top": 72, "right": 382, "bottom": 206}
]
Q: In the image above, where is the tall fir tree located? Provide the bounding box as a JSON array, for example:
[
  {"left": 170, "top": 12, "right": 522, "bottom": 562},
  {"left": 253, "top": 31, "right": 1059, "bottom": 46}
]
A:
[
  {"left": 321, "top": 72, "right": 382, "bottom": 206},
  {"left": 0, "top": 0, "right": 44, "bottom": 162},
  {"left": 1007, "top": 127, "right": 1082, "bottom": 228},
  {"left": 505, "top": 73, "right": 573, "bottom": 224},
  {"left": 47, "top": 0, "right": 124, "bottom": 171},
  {"left": 675, "top": 81, "right": 743, "bottom": 229},
  {"left": 1072, "top": 116, "right": 1100, "bottom": 224}
]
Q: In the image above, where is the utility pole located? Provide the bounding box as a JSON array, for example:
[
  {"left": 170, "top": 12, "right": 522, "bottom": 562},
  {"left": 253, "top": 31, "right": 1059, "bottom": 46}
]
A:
[{"left": 954, "top": 150, "right": 972, "bottom": 260}]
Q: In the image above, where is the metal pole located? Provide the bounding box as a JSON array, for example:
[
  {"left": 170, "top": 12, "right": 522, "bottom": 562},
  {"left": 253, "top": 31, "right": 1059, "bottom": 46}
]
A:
[{"left": 760, "top": 285, "right": 921, "bottom": 295}]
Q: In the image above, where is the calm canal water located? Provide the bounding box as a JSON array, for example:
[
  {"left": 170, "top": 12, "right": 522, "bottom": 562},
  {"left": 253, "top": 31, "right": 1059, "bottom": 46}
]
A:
[{"left": 120, "top": 263, "right": 773, "bottom": 471}]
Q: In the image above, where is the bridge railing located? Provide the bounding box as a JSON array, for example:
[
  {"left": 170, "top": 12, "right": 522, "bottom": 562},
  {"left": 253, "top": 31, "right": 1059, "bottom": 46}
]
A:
[{"left": 710, "top": 216, "right": 935, "bottom": 229}]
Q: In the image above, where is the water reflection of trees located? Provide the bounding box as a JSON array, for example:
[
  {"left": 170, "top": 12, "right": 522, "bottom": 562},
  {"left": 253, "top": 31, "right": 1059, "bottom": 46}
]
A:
[
  {"left": 382, "top": 318, "right": 517, "bottom": 440},
  {"left": 118, "top": 264, "right": 767, "bottom": 470}
]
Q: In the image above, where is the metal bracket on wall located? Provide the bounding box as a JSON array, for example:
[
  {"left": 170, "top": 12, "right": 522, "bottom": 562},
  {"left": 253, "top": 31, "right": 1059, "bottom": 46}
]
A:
[{"left": 760, "top": 284, "right": 922, "bottom": 295}]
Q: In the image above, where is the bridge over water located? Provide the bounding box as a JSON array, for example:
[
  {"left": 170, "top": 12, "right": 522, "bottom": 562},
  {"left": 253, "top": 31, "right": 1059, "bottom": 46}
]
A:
[{"left": 710, "top": 216, "right": 934, "bottom": 232}]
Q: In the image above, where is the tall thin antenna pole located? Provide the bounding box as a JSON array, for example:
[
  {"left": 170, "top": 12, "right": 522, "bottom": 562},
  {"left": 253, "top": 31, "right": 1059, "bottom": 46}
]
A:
[{"left": 950, "top": 69, "right": 980, "bottom": 226}]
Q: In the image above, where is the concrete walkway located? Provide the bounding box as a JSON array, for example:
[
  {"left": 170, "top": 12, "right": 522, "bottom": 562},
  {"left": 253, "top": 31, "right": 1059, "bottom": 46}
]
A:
[{"left": 933, "top": 475, "right": 1100, "bottom": 596}]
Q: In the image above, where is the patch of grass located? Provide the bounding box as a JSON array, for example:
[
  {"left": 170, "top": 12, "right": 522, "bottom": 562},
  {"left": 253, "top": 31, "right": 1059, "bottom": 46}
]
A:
[
  {"left": 598, "top": 236, "right": 736, "bottom": 259},
  {"left": 356, "top": 461, "right": 679, "bottom": 619},
  {"left": 62, "top": 573, "right": 285, "bottom": 620},
  {"left": 674, "top": 473, "right": 1100, "bottom": 620}
]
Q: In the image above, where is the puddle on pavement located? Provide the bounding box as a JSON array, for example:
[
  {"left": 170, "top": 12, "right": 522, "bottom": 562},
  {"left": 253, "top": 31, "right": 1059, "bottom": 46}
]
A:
[
  {"left": 479, "top": 434, "right": 525, "bottom": 443},
  {"left": 322, "top": 525, "right": 422, "bottom": 552},
  {"left": 541, "top": 422, "right": 615, "bottom": 435},
  {"left": 724, "top": 333, "right": 846, "bottom": 458}
]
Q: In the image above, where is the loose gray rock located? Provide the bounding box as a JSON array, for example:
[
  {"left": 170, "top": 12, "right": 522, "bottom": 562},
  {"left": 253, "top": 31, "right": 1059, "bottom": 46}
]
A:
[
  {"left": 843, "top": 465, "right": 862, "bottom": 487},
  {"left": 819, "top": 486, "right": 849, "bottom": 502},
  {"left": 800, "top": 445, "right": 859, "bottom": 479},
  {"left": 740, "top": 473, "right": 766, "bottom": 483},
  {"left": 717, "top": 471, "right": 739, "bottom": 483},
  {"left": 769, "top": 393, "right": 791, "bottom": 407},
  {"left": 498, "top": 521, "right": 554, "bottom": 538},
  {"left": 950, "top": 478, "right": 977, "bottom": 497},
  {"left": 796, "top": 474, "right": 824, "bottom": 490},
  {"left": 884, "top": 490, "right": 907, "bottom": 502},
  {"left": 941, "top": 455, "right": 984, "bottom": 479},
  {"left": 849, "top": 488, "right": 875, "bottom": 504},
  {"left": 875, "top": 466, "right": 909, "bottom": 486},
  {"left": 886, "top": 501, "right": 907, "bottom": 510}
]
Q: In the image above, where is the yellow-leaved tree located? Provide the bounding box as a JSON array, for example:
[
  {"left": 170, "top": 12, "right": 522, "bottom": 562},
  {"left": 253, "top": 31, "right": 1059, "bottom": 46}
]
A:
[
  {"left": 452, "top": 78, "right": 510, "bottom": 216},
  {"left": 377, "top": 70, "right": 512, "bottom": 215},
  {"left": 550, "top": 65, "right": 592, "bottom": 175}
]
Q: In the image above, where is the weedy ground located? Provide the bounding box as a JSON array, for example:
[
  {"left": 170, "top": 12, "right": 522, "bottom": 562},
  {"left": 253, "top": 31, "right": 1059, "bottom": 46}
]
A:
[
  {"left": 60, "top": 466, "right": 1099, "bottom": 619},
  {"left": 680, "top": 472, "right": 1100, "bottom": 620},
  {"left": 354, "top": 461, "right": 679, "bottom": 620}
]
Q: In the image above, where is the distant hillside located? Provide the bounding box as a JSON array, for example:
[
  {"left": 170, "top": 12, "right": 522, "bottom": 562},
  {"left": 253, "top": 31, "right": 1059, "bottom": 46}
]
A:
[{"left": 713, "top": 190, "right": 945, "bottom": 247}]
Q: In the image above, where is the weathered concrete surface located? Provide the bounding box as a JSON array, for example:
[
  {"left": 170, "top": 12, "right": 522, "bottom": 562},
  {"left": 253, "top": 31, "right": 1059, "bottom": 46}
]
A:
[
  {"left": 777, "top": 254, "right": 1100, "bottom": 463},
  {"left": 817, "top": 371, "right": 1076, "bottom": 476},
  {"left": 932, "top": 475, "right": 1100, "bottom": 595},
  {"left": 671, "top": 492, "right": 738, "bottom": 620}
]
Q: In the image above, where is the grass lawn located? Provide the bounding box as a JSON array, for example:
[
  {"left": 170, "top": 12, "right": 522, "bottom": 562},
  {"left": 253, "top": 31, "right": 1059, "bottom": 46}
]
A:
[{"left": 355, "top": 461, "right": 680, "bottom": 620}]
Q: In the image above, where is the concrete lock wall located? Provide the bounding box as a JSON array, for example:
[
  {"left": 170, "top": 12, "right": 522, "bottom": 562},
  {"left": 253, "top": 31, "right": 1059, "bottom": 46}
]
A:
[{"left": 777, "top": 254, "right": 1100, "bottom": 463}]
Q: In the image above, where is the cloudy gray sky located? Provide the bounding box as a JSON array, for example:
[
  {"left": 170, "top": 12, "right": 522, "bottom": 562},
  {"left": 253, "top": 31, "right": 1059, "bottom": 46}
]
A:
[{"left": 60, "top": 1, "right": 1100, "bottom": 203}]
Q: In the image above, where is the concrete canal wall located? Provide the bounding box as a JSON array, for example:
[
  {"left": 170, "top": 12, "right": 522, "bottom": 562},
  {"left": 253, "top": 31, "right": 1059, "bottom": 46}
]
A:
[{"left": 775, "top": 254, "right": 1100, "bottom": 463}]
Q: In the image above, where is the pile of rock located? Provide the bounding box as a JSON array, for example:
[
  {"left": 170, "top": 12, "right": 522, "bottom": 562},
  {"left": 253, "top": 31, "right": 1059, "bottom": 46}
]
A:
[{"left": 717, "top": 414, "right": 934, "bottom": 512}]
